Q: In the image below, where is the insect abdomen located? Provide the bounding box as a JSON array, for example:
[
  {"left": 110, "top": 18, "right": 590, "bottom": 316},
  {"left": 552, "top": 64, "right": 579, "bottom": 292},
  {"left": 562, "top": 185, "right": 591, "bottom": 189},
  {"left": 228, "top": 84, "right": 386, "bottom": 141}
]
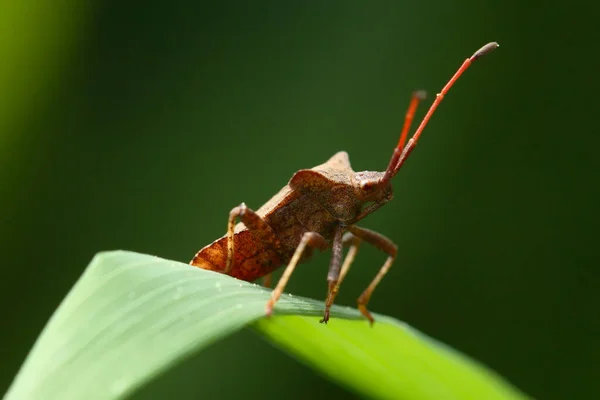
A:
[{"left": 190, "top": 231, "right": 285, "bottom": 281}]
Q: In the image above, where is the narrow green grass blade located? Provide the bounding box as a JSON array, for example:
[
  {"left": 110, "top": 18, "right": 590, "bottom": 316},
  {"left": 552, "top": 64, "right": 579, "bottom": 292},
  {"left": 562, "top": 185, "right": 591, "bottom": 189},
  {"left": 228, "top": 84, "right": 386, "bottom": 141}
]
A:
[
  {"left": 4, "top": 251, "right": 529, "bottom": 400},
  {"left": 255, "top": 317, "right": 529, "bottom": 400}
]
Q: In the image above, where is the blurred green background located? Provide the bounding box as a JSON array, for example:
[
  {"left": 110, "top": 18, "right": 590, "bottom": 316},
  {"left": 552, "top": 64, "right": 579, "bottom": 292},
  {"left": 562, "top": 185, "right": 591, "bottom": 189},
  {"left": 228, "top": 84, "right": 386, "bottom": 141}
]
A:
[{"left": 1, "top": 1, "right": 598, "bottom": 399}]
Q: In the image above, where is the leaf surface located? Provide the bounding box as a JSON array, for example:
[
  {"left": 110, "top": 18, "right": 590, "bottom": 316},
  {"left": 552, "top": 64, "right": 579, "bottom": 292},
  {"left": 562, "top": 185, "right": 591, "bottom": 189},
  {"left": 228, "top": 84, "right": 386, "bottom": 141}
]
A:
[{"left": 4, "top": 251, "right": 529, "bottom": 400}]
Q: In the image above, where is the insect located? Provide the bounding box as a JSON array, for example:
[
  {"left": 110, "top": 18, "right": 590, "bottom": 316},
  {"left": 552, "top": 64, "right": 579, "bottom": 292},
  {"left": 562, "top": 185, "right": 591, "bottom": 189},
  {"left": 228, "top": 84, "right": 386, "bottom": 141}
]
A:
[{"left": 191, "top": 42, "right": 499, "bottom": 324}]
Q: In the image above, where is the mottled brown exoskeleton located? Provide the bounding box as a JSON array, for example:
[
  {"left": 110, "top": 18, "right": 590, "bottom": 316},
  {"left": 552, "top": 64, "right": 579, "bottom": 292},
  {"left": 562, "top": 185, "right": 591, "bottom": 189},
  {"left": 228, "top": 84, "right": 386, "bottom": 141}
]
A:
[{"left": 191, "top": 42, "right": 499, "bottom": 324}]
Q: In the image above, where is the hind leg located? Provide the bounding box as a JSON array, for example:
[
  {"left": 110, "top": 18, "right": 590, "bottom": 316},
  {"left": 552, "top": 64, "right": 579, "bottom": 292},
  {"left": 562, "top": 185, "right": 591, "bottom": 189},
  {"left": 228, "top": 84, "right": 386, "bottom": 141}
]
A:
[{"left": 224, "top": 203, "right": 279, "bottom": 273}]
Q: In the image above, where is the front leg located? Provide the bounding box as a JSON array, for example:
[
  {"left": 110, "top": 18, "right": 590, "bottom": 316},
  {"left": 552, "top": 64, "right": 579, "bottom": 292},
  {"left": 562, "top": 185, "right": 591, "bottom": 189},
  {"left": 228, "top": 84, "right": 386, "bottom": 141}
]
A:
[
  {"left": 225, "top": 202, "right": 278, "bottom": 273},
  {"left": 345, "top": 224, "right": 398, "bottom": 325}
]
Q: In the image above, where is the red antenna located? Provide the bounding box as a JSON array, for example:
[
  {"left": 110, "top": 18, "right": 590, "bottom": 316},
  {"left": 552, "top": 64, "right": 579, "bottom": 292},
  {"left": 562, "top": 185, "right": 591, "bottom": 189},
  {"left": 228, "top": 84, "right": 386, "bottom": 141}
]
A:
[
  {"left": 397, "top": 90, "right": 427, "bottom": 151},
  {"left": 382, "top": 42, "right": 499, "bottom": 183}
]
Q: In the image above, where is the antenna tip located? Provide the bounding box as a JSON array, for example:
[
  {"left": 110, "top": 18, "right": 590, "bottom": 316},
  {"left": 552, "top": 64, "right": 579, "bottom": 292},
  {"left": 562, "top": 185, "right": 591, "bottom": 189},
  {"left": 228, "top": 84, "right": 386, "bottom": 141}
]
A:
[
  {"left": 413, "top": 90, "right": 427, "bottom": 100},
  {"left": 471, "top": 42, "right": 499, "bottom": 60}
]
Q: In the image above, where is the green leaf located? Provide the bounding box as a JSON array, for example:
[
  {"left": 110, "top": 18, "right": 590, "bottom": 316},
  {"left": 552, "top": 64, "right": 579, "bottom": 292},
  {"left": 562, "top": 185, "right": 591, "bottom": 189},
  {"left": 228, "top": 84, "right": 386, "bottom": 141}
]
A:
[
  {"left": 4, "top": 251, "right": 529, "bottom": 400},
  {"left": 255, "top": 317, "right": 528, "bottom": 400}
]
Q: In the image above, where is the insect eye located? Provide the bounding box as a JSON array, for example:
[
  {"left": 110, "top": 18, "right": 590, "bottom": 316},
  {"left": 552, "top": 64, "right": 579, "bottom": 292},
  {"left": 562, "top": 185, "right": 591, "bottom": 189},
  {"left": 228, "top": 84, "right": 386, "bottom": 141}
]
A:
[{"left": 360, "top": 181, "right": 374, "bottom": 192}]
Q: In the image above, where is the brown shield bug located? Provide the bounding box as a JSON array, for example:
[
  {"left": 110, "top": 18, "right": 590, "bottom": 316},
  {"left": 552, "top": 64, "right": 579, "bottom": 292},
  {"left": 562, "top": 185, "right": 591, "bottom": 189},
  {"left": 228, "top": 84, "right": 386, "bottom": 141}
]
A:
[{"left": 191, "top": 42, "right": 499, "bottom": 324}]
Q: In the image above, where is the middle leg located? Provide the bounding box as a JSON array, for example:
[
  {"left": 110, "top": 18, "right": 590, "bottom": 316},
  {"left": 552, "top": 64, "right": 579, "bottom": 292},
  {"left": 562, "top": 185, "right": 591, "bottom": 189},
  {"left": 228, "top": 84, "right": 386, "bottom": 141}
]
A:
[
  {"left": 320, "top": 230, "right": 362, "bottom": 323},
  {"left": 265, "top": 231, "right": 328, "bottom": 317}
]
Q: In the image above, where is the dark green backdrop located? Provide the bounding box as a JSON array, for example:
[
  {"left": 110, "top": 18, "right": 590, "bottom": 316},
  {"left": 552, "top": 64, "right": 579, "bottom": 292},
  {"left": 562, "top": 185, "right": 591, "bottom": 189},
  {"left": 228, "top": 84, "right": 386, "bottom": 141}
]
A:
[{"left": 1, "top": 1, "right": 598, "bottom": 399}]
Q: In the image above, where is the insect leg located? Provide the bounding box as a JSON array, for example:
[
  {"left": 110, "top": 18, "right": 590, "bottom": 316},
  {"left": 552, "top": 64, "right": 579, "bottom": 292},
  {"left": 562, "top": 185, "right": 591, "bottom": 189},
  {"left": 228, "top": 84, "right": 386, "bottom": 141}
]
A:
[
  {"left": 263, "top": 273, "right": 272, "bottom": 288},
  {"left": 321, "top": 231, "right": 362, "bottom": 324},
  {"left": 346, "top": 225, "right": 398, "bottom": 325},
  {"left": 265, "top": 231, "right": 328, "bottom": 317},
  {"left": 225, "top": 202, "right": 278, "bottom": 274}
]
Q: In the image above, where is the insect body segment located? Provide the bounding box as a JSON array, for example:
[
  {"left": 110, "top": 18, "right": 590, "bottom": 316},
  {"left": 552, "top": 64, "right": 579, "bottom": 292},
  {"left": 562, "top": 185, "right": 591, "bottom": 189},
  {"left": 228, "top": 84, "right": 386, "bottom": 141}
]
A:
[
  {"left": 190, "top": 42, "right": 499, "bottom": 324},
  {"left": 190, "top": 152, "right": 362, "bottom": 282}
]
